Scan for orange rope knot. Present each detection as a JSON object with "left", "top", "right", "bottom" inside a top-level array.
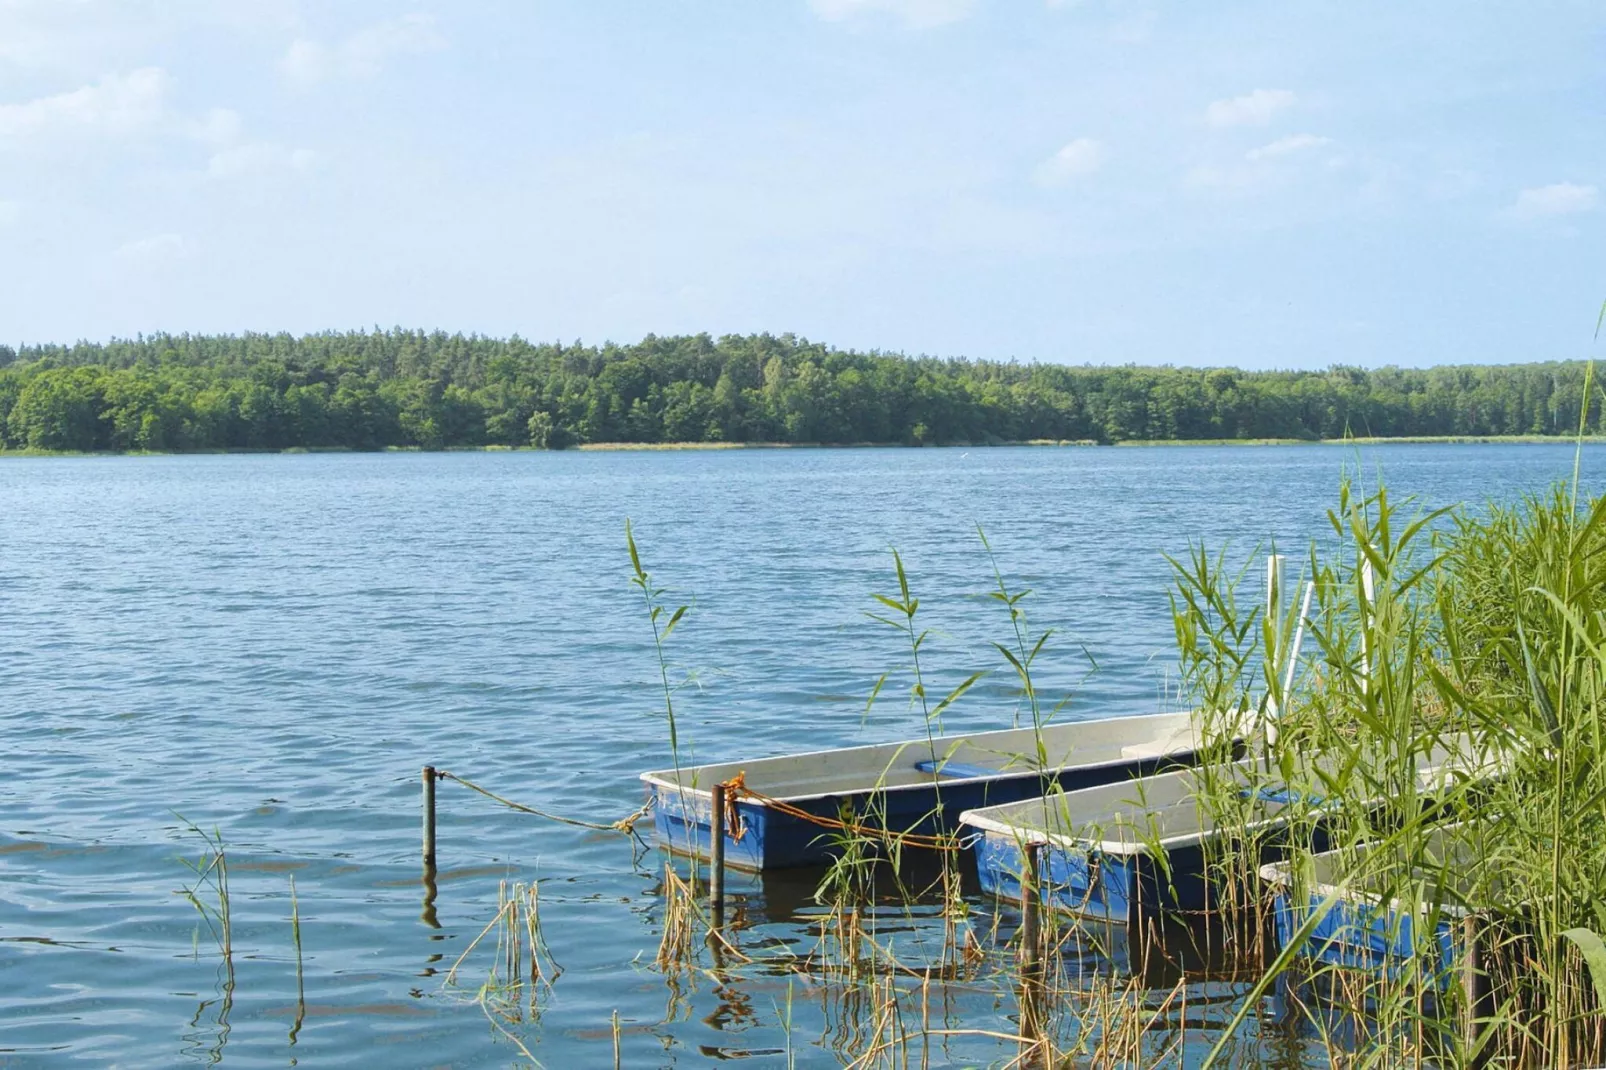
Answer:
[{"left": 718, "top": 772, "right": 748, "bottom": 843}]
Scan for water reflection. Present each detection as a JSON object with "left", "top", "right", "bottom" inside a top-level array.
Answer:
[{"left": 420, "top": 865, "right": 440, "bottom": 928}]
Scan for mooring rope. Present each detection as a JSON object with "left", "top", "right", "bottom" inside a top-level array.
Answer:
[
  {"left": 436, "top": 770, "right": 651, "bottom": 836},
  {"left": 720, "top": 772, "right": 965, "bottom": 853}
]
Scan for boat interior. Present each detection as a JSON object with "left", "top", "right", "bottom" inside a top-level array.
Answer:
[
  {"left": 960, "top": 734, "right": 1507, "bottom": 857},
  {"left": 640, "top": 710, "right": 1235, "bottom": 801}
]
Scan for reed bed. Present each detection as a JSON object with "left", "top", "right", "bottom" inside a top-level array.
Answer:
[
  {"left": 627, "top": 459, "right": 1606, "bottom": 1068},
  {"left": 1161, "top": 472, "right": 1606, "bottom": 1068}
]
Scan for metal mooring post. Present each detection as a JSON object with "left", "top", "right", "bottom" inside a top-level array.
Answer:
[
  {"left": 1019, "top": 842, "right": 1042, "bottom": 971},
  {"left": 1462, "top": 914, "right": 1491, "bottom": 1069},
  {"left": 710, "top": 783, "right": 727, "bottom": 913},
  {"left": 422, "top": 766, "right": 438, "bottom": 872}
]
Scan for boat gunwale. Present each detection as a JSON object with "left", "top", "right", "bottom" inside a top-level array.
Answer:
[
  {"left": 638, "top": 710, "right": 1211, "bottom": 806},
  {"left": 958, "top": 742, "right": 1506, "bottom": 859},
  {"left": 959, "top": 791, "right": 1295, "bottom": 856}
]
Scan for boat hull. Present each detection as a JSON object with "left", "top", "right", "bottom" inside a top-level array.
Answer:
[
  {"left": 648, "top": 750, "right": 1202, "bottom": 872},
  {"left": 961, "top": 760, "right": 1331, "bottom": 926},
  {"left": 972, "top": 830, "right": 1215, "bottom": 925},
  {"left": 1269, "top": 883, "right": 1461, "bottom": 981}
]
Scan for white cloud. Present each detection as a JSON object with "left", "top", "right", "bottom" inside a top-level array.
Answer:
[
  {"left": 1033, "top": 138, "right": 1107, "bottom": 186},
  {"left": 0, "top": 67, "right": 170, "bottom": 140},
  {"left": 0, "top": 0, "right": 113, "bottom": 72},
  {"left": 1512, "top": 182, "right": 1598, "bottom": 220},
  {"left": 191, "top": 106, "right": 244, "bottom": 146},
  {"left": 808, "top": 0, "right": 977, "bottom": 28},
  {"left": 206, "top": 142, "right": 318, "bottom": 181},
  {"left": 1205, "top": 88, "right": 1296, "bottom": 128},
  {"left": 0, "top": 200, "right": 20, "bottom": 226},
  {"left": 1246, "top": 133, "right": 1331, "bottom": 161},
  {"left": 344, "top": 14, "right": 447, "bottom": 75},
  {"left": 281, "top": 13, "right": 447, "bottom": 84},
  {"left": 279, "top": 40, "right": 327, "bottom": 84},
  {"left": 0, "top": 0, "right": 303, "bottom": 73},
  {"left": 0, "top": 69, "right": 249, "bottom": 165},
  {"left": 111, "top": 232, "right": 185, "bottom": 264}
]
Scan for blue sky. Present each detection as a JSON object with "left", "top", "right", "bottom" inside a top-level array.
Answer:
[{"left": 0, "top": 1, "right": 1601, "bottom": 368}]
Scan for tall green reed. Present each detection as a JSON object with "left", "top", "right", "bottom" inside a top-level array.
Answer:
[
  {"left": 175, "top": 818, "right": 235, "bottom": 1065},
  {"left": 176, "top": 818, "right": 234, "bottom": 975},
  {"left": 866, "top": 548, "right": 986, "bottom": 754},
  {"left": 1170, "top": 466, "right": 1606, "bottom": 1068},
  {"left": 627, "top": 520, "right": 693, "bottom": 785},
  {"left": 289, "top": 875, "right": 305, "bottom": 1048}
]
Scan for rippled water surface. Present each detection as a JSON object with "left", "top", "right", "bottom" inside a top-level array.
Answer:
[{"left": 1, "top": 444, "right": 1599, "bottom": 1068}]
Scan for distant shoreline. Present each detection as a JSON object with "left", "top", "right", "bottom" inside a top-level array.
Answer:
[
  {"left": 7, "top": 331, "right": 1600, "bottom": 453},
  {"left": 3, "top": 434, "right": 1606, "bottom": 458}
]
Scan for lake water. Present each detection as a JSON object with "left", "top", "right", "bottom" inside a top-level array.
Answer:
[{"left": 0, "top": 443, "right": 1597, "bottom": 1068}]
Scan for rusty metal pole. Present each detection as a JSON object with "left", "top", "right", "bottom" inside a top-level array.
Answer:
[
  {"left": 422, "top": 766, "right": 438, "bottom": 872},
  {"left": 1462, "top": 914, "right": 1490, "bottom": 1069},
  {"left": 1019, "top": 842, "right": 1041, "bottom": 971},
  {"left": 710, "top": 783, "right": 727, "bottom": 914},
  {"left": 1017, "top": 841, "right": 1046, "bottom": 1068}
]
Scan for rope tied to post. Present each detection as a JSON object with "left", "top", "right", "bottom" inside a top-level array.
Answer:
[
  {"left": 436, "top": 769, "right": 651, "bottom": 837},
  {"left": 723, "top": 775, "right": 965, "bottom": 853},
  {"left": 717, "top": 772, "right": 748, "bottom": 843}
]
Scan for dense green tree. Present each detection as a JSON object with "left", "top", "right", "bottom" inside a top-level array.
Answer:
[
  {"left": 10, "top": 368, "right": 106, "bottom": 450},
  {"left": 0, "top": 329, "right": 1598, "bottom": 452}
]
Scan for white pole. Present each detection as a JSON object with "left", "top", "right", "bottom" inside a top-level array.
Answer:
[
  {"left": 1266, "top": 554, "right": 1285, "bottom": 622},
  {"left": 1360, "top": 559, "right": 1376, "bottom": 696},
  {"left": 1281, "top": 581, "right": 1315, "bottom": 703},
  {"left": 1266, "top": 555, "right": 1285, "bottom": 720}
]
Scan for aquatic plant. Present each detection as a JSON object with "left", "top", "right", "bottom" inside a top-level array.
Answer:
[
  {"left": 627, "top": 520, "right": 694, "bottom": 785},
  {"left": 443, "top": 878, "right": 561, "bottom": 1061},
  {"left": 289, "top": 875, "right": 305, "bottom": 1048},
  {"left": 176, "top": 818, "right": 233, "bottom": 972},
  {"left": 174, "top": 817, "right": 235, "bottom": 1065},
  {"left": 866, "top": 547, "right": 985, "bottom": 748},
  {"left": 1158, "top": 464, "right": 1606, "bottom": 1068}
]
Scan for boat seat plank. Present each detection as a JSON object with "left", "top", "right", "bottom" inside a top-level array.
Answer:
[
  {"left": 915, "top": 759, "right": 998, "bottom": 779},
  {"left": 1241, "top": 785, "right": 1327, "bottom": 806}
]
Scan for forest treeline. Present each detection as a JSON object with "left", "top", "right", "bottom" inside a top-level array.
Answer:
[{"left": 0, "top": 330, "right": 1599, "bottom": 452}]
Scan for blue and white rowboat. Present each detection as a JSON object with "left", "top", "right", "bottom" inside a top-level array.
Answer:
[
  {"left": 1259, "top": 824, "right": 1479, "bottom": 983},
  {"left": 640, "top": 710, "right": 1240, "bottom": 871},
  {"left": 961, "top": 741, "right": 1498, "bottom": 927},
  {"left": 960, "top": 762, "right": 1291, "bottom": 926}
]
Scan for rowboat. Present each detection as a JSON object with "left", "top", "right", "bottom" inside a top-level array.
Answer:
[
  {"left": 960, "top": 739, "right": 1499, "bottom": 927},
  {"left": 640, "top": 710, "right": 1241, "bottom": 871},
  {"left": 1259, "top": 823, "right": 1481, "bottom": 982},
  {"left": 960, "top": 762, "right": 1288, "bottom": 925}
]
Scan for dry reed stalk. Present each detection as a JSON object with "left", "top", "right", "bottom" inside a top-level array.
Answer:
[
  {"left": 655, "top": 862, "right": 698, "bottom": 974},
  {"left": 444, "top": 878, "right": 559, "bottom": 1028}
]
